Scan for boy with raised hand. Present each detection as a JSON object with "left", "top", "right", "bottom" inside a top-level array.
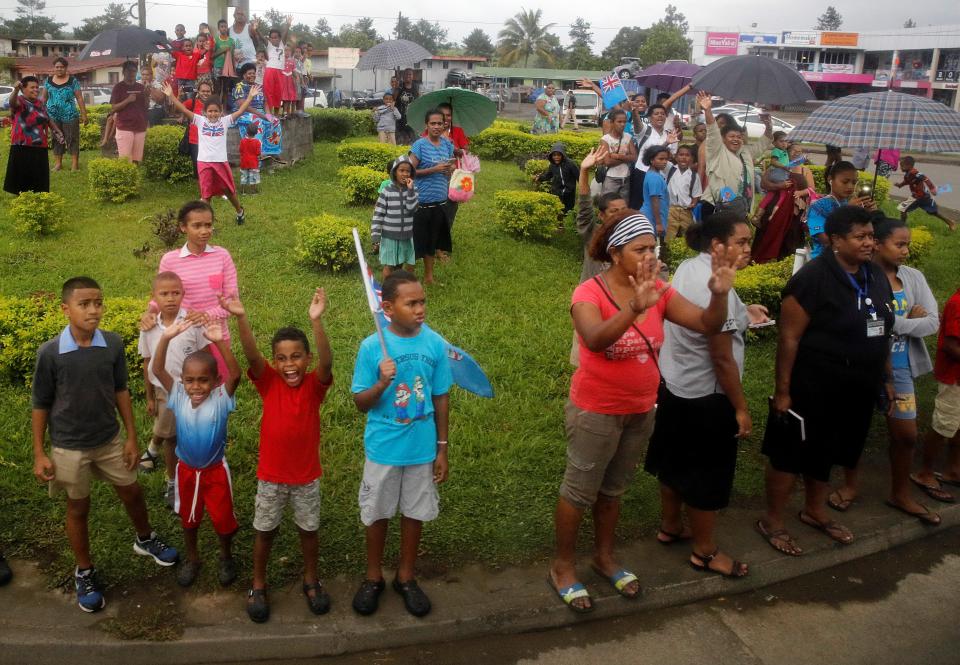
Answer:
[
  {"left": 351, "top": 270, "right": 452, "bottom": 619},
  {"left": 896, "top": 155, "right": 957, "bottom": 231},
  {"left": 32, "top": 277, "right": 178, "bottom": 613},
  {"left": 219, "top": 289, "right": 333, "bottom": 624},
  {"left": 138, "top": 272, "right": 210, "bottom": 511},
  {"left": 152, "top": 316, "right": 241, "bottom": 588}
]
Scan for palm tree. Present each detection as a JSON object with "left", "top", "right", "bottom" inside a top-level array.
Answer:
[{"left": 496, "top": 9, "right": 556, "bottom": 67}]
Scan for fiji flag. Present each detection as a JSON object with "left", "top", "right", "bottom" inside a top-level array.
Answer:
[
  {"left": 599, "top": 71, "right": 629, "bottom": 110},
  {"left": 370, "top": 272, "right": 494, "bottom": 398}
]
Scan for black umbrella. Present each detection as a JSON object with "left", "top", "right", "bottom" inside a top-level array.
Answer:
[
  {"left": 357, "top": 39, "right": 432, "bottom": 71},
  {"left": 77, "top": 26, "right": 172, "bottom": 60},
  {"left": 691, "top": 55, "right": 813, "bottom": 106}
]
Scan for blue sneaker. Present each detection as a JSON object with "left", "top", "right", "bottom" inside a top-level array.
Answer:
[
  {"left": 75, "top": 567, "right": 105, "bottom": 613},
  {"left": 133, "top": 532, "right": 178, "bottom": 566}
]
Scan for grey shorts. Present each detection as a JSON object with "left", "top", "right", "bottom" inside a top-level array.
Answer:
[
  {"left": 358, "top": 459, "right": 439, "bottom": 527},
  {"left": 253, "top": 478, "right": 321, "bottom": 532}
]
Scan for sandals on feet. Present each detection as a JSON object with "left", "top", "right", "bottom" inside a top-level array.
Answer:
[
  {"left": 934, "top": 472, "right": 960, "bottom": 489},
  {"left": 352, "top": 578, "right": 385, "bottom": 616},
  {"left": 798, "top": 511, "right": 854, "bottom": 544},
  {"left": 138, "top": 449, "right": 159, "bottom": 473},
  {"left": 302, "top": 581, "right": 332, "bottom": 615},
  {"left": 755, "top": 519, "right": 803, "bottom": 556},
  {"left": 690, "top": 548, "right": 748, "bottom": 578},
  {"left": 827, "top": 489, "right": 854, "bottom": 512},
  {"left": 909, "top": 474, "right": 955, "bottom": 503},
  {"left": 590, "top": 564, "right": 641, "bottom": 599},
  {"left": 392, "top": 577, "right": 431, "bottom": 618},
  {"left": 547, "top": 574, "right": 594, "bottom": 614},
  {"left": 885, "top": 500, "right": 941, "bottom": 526}
]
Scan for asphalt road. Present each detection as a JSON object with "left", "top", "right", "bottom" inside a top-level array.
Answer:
[{"left": 251, "top": 527, "right": 960, "bottom": 665}]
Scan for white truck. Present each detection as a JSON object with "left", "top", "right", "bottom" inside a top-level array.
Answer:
[{"left": 570, "top": 89, "right": 602, "bottom": 127}]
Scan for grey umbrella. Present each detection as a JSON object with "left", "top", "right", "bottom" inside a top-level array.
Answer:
[
  {"left": 691, "top": 55, "right": 813, "bottom": 106},
  {"left": 357, "top": 39, "right": 432, "bottom": 71},
  {"left": 77, "top": 26, "right": 171, "bottom": 60}
]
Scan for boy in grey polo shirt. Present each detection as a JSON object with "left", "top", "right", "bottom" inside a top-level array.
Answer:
[{"left": 32, "top": 276, "right": 178, "bottom": 613}]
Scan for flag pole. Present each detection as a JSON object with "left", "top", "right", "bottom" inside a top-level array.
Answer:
[{"left": 352, "top": 228, "right": 389, "bottom": 358}]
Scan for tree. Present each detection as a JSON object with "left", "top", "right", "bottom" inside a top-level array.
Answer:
[
  {"left": 661, "top": 4, "right": 689, "bottom": 34},
  {"left": 408, "top": 19, "right": 448, "bottom": 53},
  {"left": 0, "top": 0, "right": 67, "bottom": 39},
  {"left": 637, "top": 23, "right": 690, "bottom": 66},
  {"left": 496, "top": 8, "right": 556, "bottom": 67},
  {"left": 338, "top": 17, "right": 381, "bottom": 50},
  {"left": 462, "top": 28, "right": 494, "bottom": 59},
  {"left": 73, "top": 2, "right": 130, "bottom": 40},
  {"left": 568, "top": 18, "right": 593, "bottom": 49},
  {"left": 600, "top": 26, "right": 648, "bottom": 68},
  {"left": 903, "top": 18, "right": 917, "bottom": 28},
  {"left": 815, "top": 6, "right": 843, "bottom": 30},
  {"left": 393, "top": 12, "right": 412, "bottom": 40},
  {"left": 312, "top": 18, "right": 336, "bottom": 46}
]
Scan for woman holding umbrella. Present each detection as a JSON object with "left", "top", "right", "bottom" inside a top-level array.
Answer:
[
  {"left": 41, "top": 57, "right": 87, "bottom": 172},
  {"left": 4, "top": 76, "right": 63, "bottom": 195}
]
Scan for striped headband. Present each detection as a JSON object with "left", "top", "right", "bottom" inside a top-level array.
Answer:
[{"left": 607, "top": 214, "right": 655, "bottom": 250}]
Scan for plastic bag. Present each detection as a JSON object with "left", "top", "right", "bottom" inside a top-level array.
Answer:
[{"left": 459, "top": 152, "right": 481, "bottom": 173}]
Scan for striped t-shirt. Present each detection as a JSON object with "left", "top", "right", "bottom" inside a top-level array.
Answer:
[
  {"left": 158, "top": 244, "right": 238, "bottom": 337},
  {"left": 410, "top": 136, "right": 454, "bottom": 204}
]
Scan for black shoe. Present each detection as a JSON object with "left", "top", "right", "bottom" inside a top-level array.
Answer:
[
  {"left": 392, "top": 577, "right": 431, "bottom": 617},
  {"left": 177, "top": 560, "right": 201, "bottom": 588},
  {"left": 218, "top": 557, "right": 238, "bottom": 586},
  {"left": 0, "top": 554, "right": 11, "bottom": 586},
  {"left": 236, "top": 208, "right": 246, "bottom": 226},
  {"left": 246, "top": 588, "right": 269, "bottom": 623},
  {"left": 352, "top": 578, "right": 385, "bottom": 616},
  {"left": 302, "top": 581, "right": 331, "bottom": 615}
]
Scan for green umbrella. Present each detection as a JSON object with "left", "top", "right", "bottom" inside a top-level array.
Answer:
[{"left": 406, "top": 87, "right": 497, "bottom": 137}]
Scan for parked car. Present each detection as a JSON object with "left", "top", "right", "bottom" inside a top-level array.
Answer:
[
  {"left": 0, "top": 84, "right": 13, "bottom": 109},
  {"left": 351, "top": 90, "right": 383, "bottom": 110},
  {"left": 572, "top": 89, "right": 602, "bottom": 126},
  {"left": 725, "top": 111, "right": 794, "bottom": 138},
  {"left": 302, "top": 87, "right": 327, "bottom": 109}
]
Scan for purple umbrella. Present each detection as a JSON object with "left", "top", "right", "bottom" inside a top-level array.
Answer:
[{"left": 634, "top": 62, "right": 701, "bottom": 94}]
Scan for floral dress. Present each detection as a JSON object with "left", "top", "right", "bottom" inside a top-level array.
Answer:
[
  {"left": 532, "top": 92, "right": 559, "bottom": 134},
  {"left": 232, "top": 80, "right": 282, "bottom": 158}
]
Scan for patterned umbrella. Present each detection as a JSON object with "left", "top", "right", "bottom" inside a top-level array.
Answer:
[
  {"left": 788, "top": 91, "right": 960, "bottom": 153},
  {"left": 691, "top": 55, "right": 812, "bottom": 106},
  {"left": 77, "top": 26, "right": 171, "bottom": 60},
  {"left": 406, "top": 87, "right": 497, "bottom": 136},
  {"left": 357, "top": 39, "right": 432, "bottom": 71},
  {"left": 634, "top": 62, "right": 701, "bottom": 94}
]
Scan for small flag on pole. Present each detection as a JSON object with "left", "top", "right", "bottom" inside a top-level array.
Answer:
[{"left": 598, "top": 71, "right": 629, "bottom": 110}]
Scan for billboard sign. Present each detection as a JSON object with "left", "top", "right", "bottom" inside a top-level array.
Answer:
[
  {"left": 820, "top": 32, "right": 859, "bottom": 47},
  {"left": 705, "top": 32, "right": 740, "bottom": 55},
  {"left": 328, "top": 47, "right": 360, "bottom": 69},
  {"left": 739, "top": 33, "right": 778, "bottom": 45},
  {"left": 782, "top": 30, "right": 818, "bottom": 46}
]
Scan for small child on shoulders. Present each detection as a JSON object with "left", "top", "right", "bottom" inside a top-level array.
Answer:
[
  {"left": 152, "top": 313, "right": 241, "bottom": 588},
  {"left": 218, "top": 289, "right": 334, "bottom": 624},
  {"left": 372, "top": 156, "right": 418, "bottom": 279},
  {"left": 239, "top": 123, "right": 262, "bottom": 195},
  {"left": 350, "top": 270, "right": 452, "bottom": 619}
]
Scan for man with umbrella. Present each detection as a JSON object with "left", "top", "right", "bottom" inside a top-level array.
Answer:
[{"left": 394, "top": 69, "right": 420, "bottom": 145}]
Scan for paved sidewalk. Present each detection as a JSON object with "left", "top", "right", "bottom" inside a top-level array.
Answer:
[{"left": 2, "top": 457, "right": 958, "bottom": 664}]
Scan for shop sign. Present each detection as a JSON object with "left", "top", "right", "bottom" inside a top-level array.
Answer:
[
  {"left": 739, "top": 34, "right": 778, "bottom": 45},
  {"left": 820, "top": 32, "right": 859, "bottom": 47},
  {"left": 782, "top": 31, "right": 818, "bottom": 46},
  {"left": 705, "top": 32, "right": 739, "bottom": 55}
]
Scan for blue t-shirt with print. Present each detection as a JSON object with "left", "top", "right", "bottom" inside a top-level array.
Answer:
[
  {"left": 43, "top": 76, "right": 80, "bottom": 122},
  {"left": 806, "top": 196, "right": 844, "bottom": 258},
  {"left": 891, "top": 289, "right": 910, "bottom": 370},
  {"left": 410, "top": 136, "right": 454, "bottom": 204},
  {"left": 640, "top": 169, "right": 669, "bottom": 235},
  {"left": 168, "top": 382, "right": 235, "bottom": 469},
  {"left": 351, "top": 326, "right": 453, "bottom": 466}
]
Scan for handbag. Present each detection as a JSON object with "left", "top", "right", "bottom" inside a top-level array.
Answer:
[{"left": 448, "top": 159, "right": 476, "bottom": 202}]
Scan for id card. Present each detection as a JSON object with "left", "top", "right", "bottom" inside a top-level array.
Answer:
[{"left": 866, "top": 319, "right": 885, "bottom": 338}]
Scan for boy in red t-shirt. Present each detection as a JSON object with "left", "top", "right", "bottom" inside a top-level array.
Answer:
[
  {"left": 219, "top": 289, "right": 333, "bottom": 624},
  {"left": 895, "top": 155, "right": 956, "bottom": 230},
  {"left": 238, "top": 123, "right": 262, "bottom": 195},
  {"left": 171, "top": 38, "right": 202, "bottom": 100},
  {"left": 915, "top": 287, "right": 960, "bottom": 500}
]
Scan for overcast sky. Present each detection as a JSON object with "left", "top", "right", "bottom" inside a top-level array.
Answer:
[{"left": 6, "top": 0, "right": 959, "bottom": 50}]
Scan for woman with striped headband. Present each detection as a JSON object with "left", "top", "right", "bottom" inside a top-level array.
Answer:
[{"left": 549, "top": 210, "right": 740, "bottom": 613}]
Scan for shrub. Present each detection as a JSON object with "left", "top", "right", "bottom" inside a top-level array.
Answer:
[
  {"left": 9, "top": 191, "right": 66, "bottom": 235},
  {"left": 734, "top": 257, "right": 793, "bottom": 316},
  {"left": 491, "top": 119, "right": 531, "bottom": 133},
  {"left": 523, "top": 159, "right": 552, "bottom": 192},
  {"left": 88, "top": 157, "right": 141, "bottom": 203},
  {"left": 79, "top": 120, "right": 103, "bottom": 151},
  {"left": 471, "top": 128, "right": 595, "bottom": 163},
  {"left": 0, "top": 294, "right": 145, "bottom": 385},
  {"left": 664, "top": 237, "right": 697, "bottom": 274},
  {"left": 307, "top": 108, "right": 376, "bottom": 141},
  {"left": 807, "top": 165, "right": 891, "bottom": 204},
  {"left": 550, "top": 132, "right": 596, "bottom": 162},
  {"left": 141, "top": 208, "right": 181, "bottom": 248},
  {"left": 907, "top": 225, "right": 933, "bottom": 268},
  {"left": 142, "top": 125, "right": 194, "bottom": 183},
  {"left": 338, "top": 165, "right": 387, "bottom": 205},
  {"left": 493, "top": 190, "right": 564, "bottom": 240},
  {"left": 336, "top": 141, "right": 406, "bottom": 171},
  {"left": 295, "top": 213, "right": 369, "bottom": 272}
]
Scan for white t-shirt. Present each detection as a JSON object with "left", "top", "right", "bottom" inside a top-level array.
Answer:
[
  {"left": 265, "top": 41, "right": 284, "bottom": 70},
  {"left": 193, "top": 114, "right": 235, "bottom": 163},
  {"left": 667, "top": 166, "right": 703, "bottom": 208},
  {"left": 230, "top": 23, "right": 257, "bottom": 64},
  {"left": 634, "top": 125, "right": 677, "bottom": 172},
  {"left": 601, "top": 132, "right": 633, "bottom": 179},
  {"left": 660, "top": 253, "right": 749, "bottom": 399},
  {"left": 137, "top": 309, "right": 209, "bottom": 390}
]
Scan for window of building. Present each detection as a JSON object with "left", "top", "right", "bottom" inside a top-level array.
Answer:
[
  {"left": 425, "top": 60, "right": 432, "bottom": 69},
  {"left": 820, "top": 50, "right": 853, "bottom": 65},
  {"left": 42, "top": 46, "right": 49, "bottom": 56},
  {"left": 779, "top": 49, "right": 815, "bottom": 71},
  {"left": 108, "top": 71, "right": 119, "bottom": 84},
  {"left": 467, "top": 62, "right": 474, "bottom": 70},
  {"left": 442, "top": 61, "right": 448, "bottom": 69}
]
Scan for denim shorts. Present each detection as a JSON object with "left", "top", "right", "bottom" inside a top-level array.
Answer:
[{"left": 891, "top": 365, "right": 917, "bottom": 421}]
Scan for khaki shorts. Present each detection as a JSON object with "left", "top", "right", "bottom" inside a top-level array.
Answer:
[
  {"left": 378, "top": 130, "right": 396, "bottom": 145},
  {"left": 358, "top": 459, "right": 438, "bottom": 527},
  {"left": 153, "top": 387, "right": 176, "bottom": 439},
  {"left": 559, "top": 401, "right": 655, "bottom": 508},
  {"left": 49, "top": 431, "right": 138, "bottom": 499},
  {"left": 932, "top": 382, "right": 960, "bottom": 438},
  {"left": 253, "top": 478, "right": 321, "bottom": 532},
  {"left": 666, "top": 207, "right": 694, "bottom": 241}
]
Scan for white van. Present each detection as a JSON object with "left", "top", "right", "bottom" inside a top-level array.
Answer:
[{"left": 571, "top": 89, "right": 602, "bottom": 126}]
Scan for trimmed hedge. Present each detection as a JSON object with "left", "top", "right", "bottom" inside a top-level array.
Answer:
[
  {"left": 493, "top": 190, "right": 565, "bottom": 240},
  {"left": 470, "top": 128, "right": 595, "bottom": 163},
  {"left": 0, "top": 295, "right": 144, "bottom": 384},
  {"left": 491, "top": 119, "right": 531, "bottom": 133},
  {"left": 907, "top": 225, "right": 933, "bottom": 268},
  {"left": 523, "top": 159, "right": 552, "bottom": 192},
  {"left": 807, "top": 165, "right": 891, "bottom": 204},
  {"left": 307, "top": 108, "right": 376, "bottom": 141},
  {"left": 79, "top": 120, "right": 103, "bottom": 151},
  {"left": 336, "top": 141, "right": 407, "bottom": 171},
  {"left": 142, "top": 125, "right": 194, "bottom": 183},
  {"left": 9, "top": 191, "right": 66, "bottom": 236},
  {"left": 88, "top": 157, "right": 141, "bottom": 203},
  {"left": 338, "top": 165, "right": 387, "bottom": 205},
  {"left": 734, "top": 257, "right": 794, "bottom": 316},
  {"left": 295, "top": 213, "right": 370, "bottom": 272}
]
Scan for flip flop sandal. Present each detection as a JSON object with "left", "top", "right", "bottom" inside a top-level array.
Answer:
[
  {"left": 798, "top": 511, "right": 854, "bottom": 545},
  {"left": 690, "top": 548, "right": 749, "bottom": 578},
  {"left": 909, "top": 474, "right": 956, "bottom": 503},
  {"left": 547, "top": 575, "right": 594, "bottom": 614},
  {"left": 590, "top": 565, "right": 641, "bottom": 599},
  {"left": 392, "top": 577, "right": 431, "bottom": 618},
  {"left": 827, "top": 490, "right": 854, "bottom": 512},
  {"left": 302, "top": 581, "right": 332, "bottom": 615},
  {"left": 656, "top": 528, "right": 693, "bottom": 545},
  {"left": 934, "top": 472, "right": 960, "bottom": 488},
  {"left": 755, "top": 519, "right": 803, "bottom": 556},
  {"left": 137, "top": 449, "right": 158, "bottom": 473},
  {"left": 885, "top": 500, "right": 942, "bottom": 526}
]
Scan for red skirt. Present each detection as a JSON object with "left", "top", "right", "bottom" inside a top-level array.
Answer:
[
  {"left": 281, "top": 73, "right": 297, "bottom": 102},
  {"left": 197, "top": 161, "right": 236, "bottom": 198},
  {"left": 262, "top": 67, "right": 283, "bottom": 109}
]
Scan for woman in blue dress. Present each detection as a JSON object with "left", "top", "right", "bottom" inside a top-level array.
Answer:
[{"left": 232, "top": 62, "right": 282, "bottom": 160}]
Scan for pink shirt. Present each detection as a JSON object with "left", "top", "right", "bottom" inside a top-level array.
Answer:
[
  {"left": 569, "top": 277, "right": 675, "bottom": 415},
  {"left": 158, "top": 243, "right": 238, "bottom": 337}
]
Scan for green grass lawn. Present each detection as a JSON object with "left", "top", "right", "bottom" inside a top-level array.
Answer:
[{"left": 0, "top": 139, "right": 957, "bottom": 594}]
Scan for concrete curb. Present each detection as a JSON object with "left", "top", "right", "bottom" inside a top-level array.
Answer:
[{"left": 3, "top": 498, "right": 957, "bottom": 664}]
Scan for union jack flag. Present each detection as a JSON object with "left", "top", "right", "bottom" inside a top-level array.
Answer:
[
  {"left": 600, "top": 73, "right": 622, "bottom": 93},
  {"left": 202, "top": 123, "right": 225, "bottom": 138},
  {"left": 598, "top": 71, "right": 628, "bottom": 110}
]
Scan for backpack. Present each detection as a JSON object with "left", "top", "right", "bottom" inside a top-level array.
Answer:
[{"left": 666, "top": 165, "right": 697, "bottom": 199}]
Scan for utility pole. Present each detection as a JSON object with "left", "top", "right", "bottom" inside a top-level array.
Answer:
[{"left": 137, "top": 0, "right": 146, "bottom": 28}]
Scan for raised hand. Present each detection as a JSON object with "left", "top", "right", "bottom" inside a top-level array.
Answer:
[
  {"left": 162, "top": 81, "right": 174, "bottom": 97},
  {"left": 580, "top": 144, "right": 608, "bottom": 171},
  {"left": 627, "top": 252, "right": 668, "bottom": 313},
  {"left": 308, "top": 287, "right": 327, "bottom": 320},
  {"left": 218, "top": 294, "right": 246, "bottom": 317},
  {"left": 696, "top": 91, "right": 712, "bottom": 110},
  {"left": 161, "top": 318, "right": 195, "bottom": 340},
  {"left": 707, "top": 242, "right": 740, "bottom": 295},
  {"left": 247, "top": 84, "right": 261, "bottom": 99},
  {"left": 203, "top": 320, "right": 225, "bottom": 343}
]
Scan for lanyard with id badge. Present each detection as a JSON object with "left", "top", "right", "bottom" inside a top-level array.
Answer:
[{"left": 846, "top": 266, "right": 885, "bottom": 338}]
